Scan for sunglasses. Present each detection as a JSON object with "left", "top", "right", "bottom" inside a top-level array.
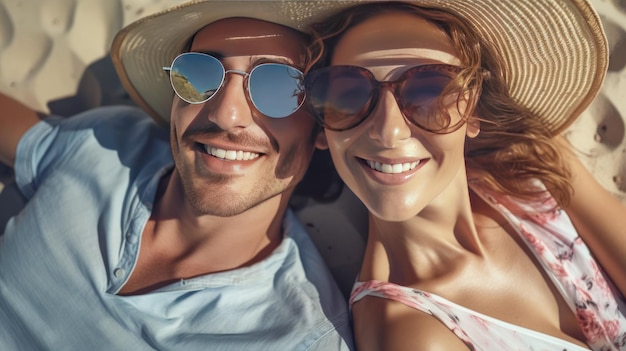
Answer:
[
  {"left": 305, "top": 64, "right": 469, "bottom": 133},
  {"left": 163, "top": 52, "right": 305, "bottom": 118}
]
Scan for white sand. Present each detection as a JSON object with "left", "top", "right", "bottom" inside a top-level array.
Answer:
[{"left": 0, "top": 0, "right": 624, "bottom": 295}]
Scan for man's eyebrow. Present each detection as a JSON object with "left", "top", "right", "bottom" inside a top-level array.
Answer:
[
  {"left": 250, "top": 55, "right": 296, "bottom": 67},
  {"left": 186, "top": 51, "right": 299, "bottom": 68}
]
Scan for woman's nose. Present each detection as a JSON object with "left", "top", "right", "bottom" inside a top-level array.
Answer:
[{"left": 367, "top": 89, "right": 412, "bottom": 148}]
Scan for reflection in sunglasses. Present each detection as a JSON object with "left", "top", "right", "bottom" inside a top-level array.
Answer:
[
  {"left": 164, "top": 52, "right": 305, "bottom": 118},
  {"left": 171, "top": 72, "right": 206, "bottom": 102}
]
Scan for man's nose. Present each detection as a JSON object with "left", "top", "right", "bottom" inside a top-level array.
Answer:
[{"left": 206, "top": 71, "right": 254, "bottom": 130}]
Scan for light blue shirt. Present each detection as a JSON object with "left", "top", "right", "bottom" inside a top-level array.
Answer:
[{"left": 0, "top": 106, "right": 353, "bottom": 350}]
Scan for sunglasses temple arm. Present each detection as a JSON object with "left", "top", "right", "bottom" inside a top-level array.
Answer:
[{"left": 162, "top": 67, "right": 171, "bottom": 72}]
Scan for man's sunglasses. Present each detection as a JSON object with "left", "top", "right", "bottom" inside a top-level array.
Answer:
[
  {"left": 304, "top": 64, "right": 470, "bottom": 133},
  {"left": 163, "top": 52, "right": 305, "bottom": 118}
]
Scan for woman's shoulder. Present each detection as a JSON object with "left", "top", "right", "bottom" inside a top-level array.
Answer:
[{"left": 352, "top": 294, "right": 470, "bottom": 351}]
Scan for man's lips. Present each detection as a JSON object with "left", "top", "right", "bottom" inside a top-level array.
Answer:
[{"left": 200, "top": 143, "right": 261, "bottom": 161}]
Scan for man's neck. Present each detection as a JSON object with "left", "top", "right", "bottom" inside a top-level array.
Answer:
[
  {"left": 156, "top": 169, "right": 289, "bottom": 263},
  {"left": 118, "top": 170, "right": 289, "bottom": 295}
]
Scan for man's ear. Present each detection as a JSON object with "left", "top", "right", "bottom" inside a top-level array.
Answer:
[
  {"left": 466, "top": 117, "right": 480, "bottom": 138},
  {"left": 315, "top": 130, "right": 329, "bottom": 149}
]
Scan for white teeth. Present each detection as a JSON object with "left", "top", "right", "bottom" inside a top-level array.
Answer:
[
  {"left": 204, "top": 145, "right": 260, "bottom": 161},
  {"left": 366, "top": 160, "right": 420, "bottom": 174}
]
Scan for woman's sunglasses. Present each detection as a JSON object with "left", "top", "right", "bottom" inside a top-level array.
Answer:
[
  {"left": 304, "top": 64, "right": 469, "bottom": 133},
  {"left": 163, "top": 52, "right": 305, "bottom": 118}
]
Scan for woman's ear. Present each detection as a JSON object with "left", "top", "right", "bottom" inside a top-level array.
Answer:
[
  {"left": 315, "top": 130, "right": 329, "bottom": 150},
  {"left": 466, "top": 117, "right": 480, "bottom": 138}
]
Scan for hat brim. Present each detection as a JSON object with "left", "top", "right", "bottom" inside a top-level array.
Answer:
[{"left": 111, "top": 0, "right": 607, "bottom": 134}]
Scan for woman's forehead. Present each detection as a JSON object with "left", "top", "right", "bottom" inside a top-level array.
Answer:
[
  {"left": 345, "top": 48, "right": 461, "bottom": 66},
  {"left": 332, "top": 12, "right": 458, "bottom": 66}
]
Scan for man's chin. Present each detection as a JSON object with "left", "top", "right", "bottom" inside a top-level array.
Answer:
[{"left": 187, "top": 195, "right": 250, "bottom": 217}]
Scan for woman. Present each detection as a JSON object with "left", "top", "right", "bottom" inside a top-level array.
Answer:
[{"left": 304, "top": 1, "right": 626, "bottom": 350}]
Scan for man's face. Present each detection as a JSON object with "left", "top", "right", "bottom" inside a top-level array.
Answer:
[{"left": 169, "top": 18, "right": 317, "bottom": 217}]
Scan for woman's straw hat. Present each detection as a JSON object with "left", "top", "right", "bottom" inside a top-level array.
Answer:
[{"left": 111, "top": 0, "right": 607, "bottom": 134}]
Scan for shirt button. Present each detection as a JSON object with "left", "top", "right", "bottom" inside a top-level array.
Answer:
[{"left": 114, "top": 268, "right": 125, "bottom": 278}]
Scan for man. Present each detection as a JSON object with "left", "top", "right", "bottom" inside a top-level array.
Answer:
[{"left": 0, "top": 1, "right": 354, "bottom": 349}]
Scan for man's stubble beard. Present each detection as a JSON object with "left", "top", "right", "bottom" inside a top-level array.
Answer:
[{"left": 181, "top": 170, "right": 292, "bottom": 217}]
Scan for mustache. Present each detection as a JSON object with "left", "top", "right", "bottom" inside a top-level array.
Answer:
[{"left": 181, "top": 123, "right": 278, "bottom": 152}]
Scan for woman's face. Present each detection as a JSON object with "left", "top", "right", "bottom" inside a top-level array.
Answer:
[{"left": 318, "top": 12, "right": 479, "bottom": 221}]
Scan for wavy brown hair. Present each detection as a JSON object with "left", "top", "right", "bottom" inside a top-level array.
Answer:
[{"left": 306, "top": 1, "right": 572, "bottom": 206}]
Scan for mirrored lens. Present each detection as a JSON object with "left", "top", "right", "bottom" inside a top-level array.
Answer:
[
  {"left": 306, "top": 67, "right": 373, "bottom": 130},
  {"left": 249, "top": 64, "right": 304, "bottom": 118},
  {"left": 169, "top": 53, "right": 224, "bottom": 103}
]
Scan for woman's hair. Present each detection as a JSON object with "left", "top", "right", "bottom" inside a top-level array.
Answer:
[{"left": 306, "top": 1, "right": 572, "bottom": 206}]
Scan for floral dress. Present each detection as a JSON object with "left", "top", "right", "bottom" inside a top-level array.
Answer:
[{"left": 350, "top": 182, "right": 626, "bottom": 351}]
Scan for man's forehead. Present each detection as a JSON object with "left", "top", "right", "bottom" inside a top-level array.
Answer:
[
  {"left": 222, "top": 33, "right": 285, "bottom": 41},
  {"left": 190, "top": 17, "right": 306, "bottom": 63},
  {"left": 191, "top": 18, "right": 304, "bottom": 48}
]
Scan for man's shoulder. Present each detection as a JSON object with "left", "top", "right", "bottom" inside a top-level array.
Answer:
[
  {"left": 45, "top": 105, "right": 170, "bottom": 160},
  {"left": 14, "top": 105, "right": 170, "bottom": 198},
  {"left": 25, "top": 105, "right": 165, "bottom": 150},
  {"left": 60, "top": 105, "right": 162, "bottom": 134}
]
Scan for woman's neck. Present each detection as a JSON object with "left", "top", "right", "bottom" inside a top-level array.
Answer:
[{"left": 360, "top": 170, "right": 484, "bottom": 286}]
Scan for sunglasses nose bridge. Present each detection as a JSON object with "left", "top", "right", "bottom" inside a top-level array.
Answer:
[
  {"left": 378, "top": 80, "right": 401, "bottom": 103},
  {"left": 375, "top": 81, "right": 406, "bottom": 118},
  {"left": 220, "top": 69, "right": 249, "bottom": 92},
  {"left": 224, "top": 69, "right": 249, "bottom": 79},
  {"left": 366, "top": 81, "right": 412, "bottom": 147}
]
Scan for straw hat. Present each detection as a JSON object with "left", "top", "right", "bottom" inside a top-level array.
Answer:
[{"left": 111, "top": 0, "right": 608, "bottom": 134}]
